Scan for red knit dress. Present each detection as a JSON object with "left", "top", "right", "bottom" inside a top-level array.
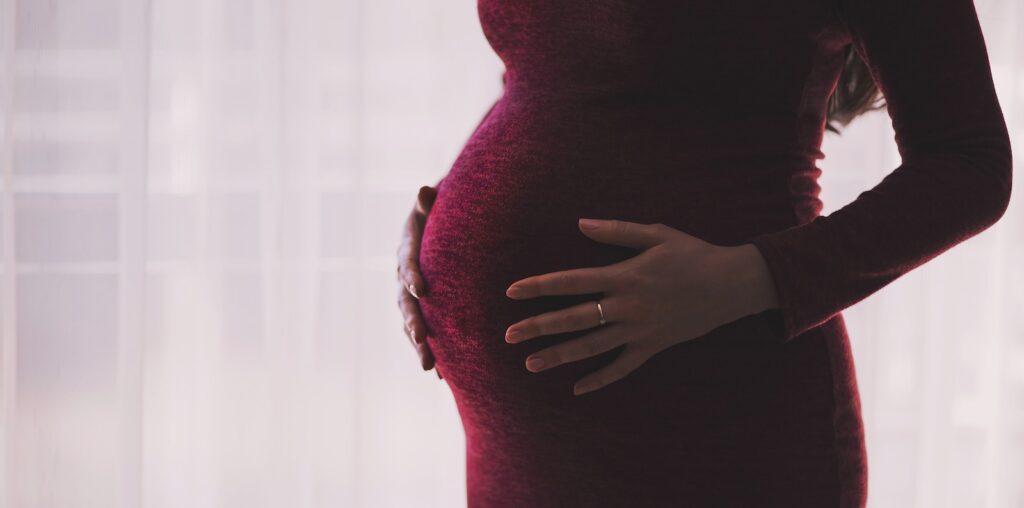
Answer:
[{"left": 417, "top": 0, "right": 1012, "bottom": 506}]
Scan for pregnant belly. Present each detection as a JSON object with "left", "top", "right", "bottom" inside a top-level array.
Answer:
[
  {"left": 418, "top": 182, "right": 840, "bottom": 501},
  {"left": 413, "top": 105, "right": 841, "bottom": 490},
  {"left": 417, "top": 143, "right": 800, "bottom": 405},
  {"left": 417, "top": 94, "right": 814, "bottom": 402},
  {"left": 417, "top": 181, "right": 833, "bottom": 451}
]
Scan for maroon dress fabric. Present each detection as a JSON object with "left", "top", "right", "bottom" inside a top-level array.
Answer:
[{"left": 417, "top": 0, "right": 1012, "bottom": 506}]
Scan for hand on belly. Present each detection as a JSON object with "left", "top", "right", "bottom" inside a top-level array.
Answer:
[{"left": 502, "top": 217, "right": 779, "bottom": 396}]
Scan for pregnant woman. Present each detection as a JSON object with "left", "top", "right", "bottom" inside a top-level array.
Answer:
[{"left": 395, "top": 0, "right": 1012, "bottom": 506}]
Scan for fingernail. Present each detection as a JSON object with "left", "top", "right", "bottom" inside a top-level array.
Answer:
[
  {"left": 579, "top": 218, "right": 600, "bottom": 230},
  {"left": 506, "top": 285, "right": 523, "bottom": 298},
  {"left": 526, "top": 357, "right": 545, "bottom": 371},
  {"left": 411, "top": 329, "right": 419, "bottom": 343},
  {"left": 408, "top": 283, "right": 419, "bottom": 299},
  {"left": 573, "top": 383, "right": 592, "bottom": 396},
  {"left": 505, "top": 328, "right": 521, "bottom": 343}
]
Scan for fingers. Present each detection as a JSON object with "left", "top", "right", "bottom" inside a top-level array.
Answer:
[
  {"left": 397, "top": 284, "right": 427, "bottom": 345},
  {"left": 522, "top": 323, "right": 629, "bottom": 373},
  {"left": 397, "top": 282, "right": 437, "bottom": 372},
  {"left": 397, "top": 259, "right": 425, "bottom": 300},
  {"left": 397, "top": 213, "right": 428, "bottom": 299},
  {"left": 572, "top": 344, "right": 655, "bottom": 396},
  {"left": 396, "top": 184, "right": 442, "bottom": 378},
  {"left": 577, "top": 218, "right": 669, "bottom": 250},
  {"left": 505, "top": 296, "right": 626, "bottom": 343},
  {"left": 418, "top": 340, "right": 437, "bottom": 372},
  {"left": 416, "top": 185, "right": 438, "bottom": 215},
  {"left": 506, "top": 266, "right": 615, "bottom": 299}
]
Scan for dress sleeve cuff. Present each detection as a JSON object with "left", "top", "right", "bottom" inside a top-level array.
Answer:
[{"left": 747, "top": 224, "right": 832, "bottom": 343}]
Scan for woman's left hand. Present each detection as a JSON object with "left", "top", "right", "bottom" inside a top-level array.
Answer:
[{"left": 504, "top": 218, "right": 778, "bottom": 396}]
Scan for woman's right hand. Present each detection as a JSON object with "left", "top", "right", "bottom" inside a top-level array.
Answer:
[{"left": 396, "top": 185, "right": 443, "bottom": 379}]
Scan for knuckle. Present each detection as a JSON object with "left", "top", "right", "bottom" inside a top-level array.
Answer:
[
  {"left": 543, "top": 315, "right": 562, "bottom": 334},
  {"left": 555, "top": 271, "right": 574, "bottom": 291},
  {"left": 632, "top": 302, "right": 652, "bottom": 323},
  {"left": 602, "top": 294, "right": 626, "bottom": 319},
  {"left": 610, "top": 297, "right": 632, "bottom": 319},
  {"left": 545, "top": 353, "right": 560, "bottom": 368},
  {"left": 546, "top": 348, "right": 562, "bottom": 363},
  {"left": 532, "top": 316, "right": 548, "bottom": 333},
  {"left": 560, "top": 312, "right": 576, "bottom": 330},
  {"left": 617, "top": 269, "right": 642, "bottom": 289},
  {"left": 531, "top": 319, "right": 548, "bottom": 336},
  {"left": 556, "top": 346, "right": 577, "bottom": 364}
]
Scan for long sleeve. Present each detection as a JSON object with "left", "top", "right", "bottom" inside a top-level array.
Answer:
[{"left": 748, "top": 0, "right": 1013, "bottom": 342}]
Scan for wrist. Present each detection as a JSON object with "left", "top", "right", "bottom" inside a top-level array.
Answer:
[{"left": 723, "top": 243, "right": 780, "bottom": 317}]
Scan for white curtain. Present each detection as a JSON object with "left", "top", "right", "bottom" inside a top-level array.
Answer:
[{"left": 0, "top": 0, "right": 1020, "bottom": 507}]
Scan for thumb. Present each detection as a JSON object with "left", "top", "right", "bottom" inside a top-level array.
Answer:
[
  {"left": 416, "top": 185, "right": 438, "bottom": 215},
  {"left": 577, "top": 218, "right": 667, "bottom": 250}
]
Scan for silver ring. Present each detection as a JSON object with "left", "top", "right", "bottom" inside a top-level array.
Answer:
[{"left": 596, "top": 300, "right": 606, "bottom": 325}]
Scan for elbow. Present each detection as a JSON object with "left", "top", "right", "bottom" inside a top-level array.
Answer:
[
  {"left": 979, "top": 141, "right": 1013, "bottom": 229},
  {"left": 990, "top": 171, "right": 1011, "bottom": 226}
]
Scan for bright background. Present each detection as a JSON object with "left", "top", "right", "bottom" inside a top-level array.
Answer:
[{"left": 0, "top": 0, "right": 1021, "bottom": 507}]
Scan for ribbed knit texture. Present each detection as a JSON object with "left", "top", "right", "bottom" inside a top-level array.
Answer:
[{"left": 416, "top": 0, "right": 1011, "bottom": 506}]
